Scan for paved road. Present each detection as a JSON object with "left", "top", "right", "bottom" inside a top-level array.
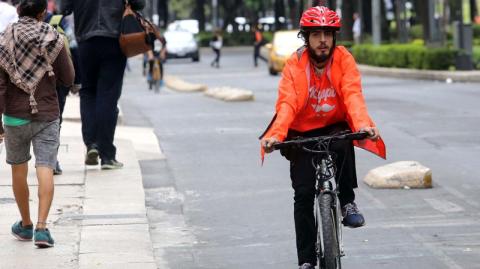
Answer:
[{"left": 121, "top": 47, "right": 480, "bottom": 269}]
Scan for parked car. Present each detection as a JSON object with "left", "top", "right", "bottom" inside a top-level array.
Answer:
[
  {"left": 167, "top": 19, "right": 199, "bottom": 34},
  {"left": 164, "top": 30, "right": 200, "bottom": 62},
  {"left": 263, "top": 30, "right": 304, "bottom": 75}
]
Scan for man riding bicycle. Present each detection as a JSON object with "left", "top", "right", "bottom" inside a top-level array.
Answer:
[{"left": 259, "top": 6, "right": 386, "bottom": 269}]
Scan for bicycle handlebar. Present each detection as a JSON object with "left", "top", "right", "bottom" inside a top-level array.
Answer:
[{"left": 272, "top": 131, "right": 369, "bottom": 150}]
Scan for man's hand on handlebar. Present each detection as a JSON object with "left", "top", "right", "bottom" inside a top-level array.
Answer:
[
  {"left": 360, "top": 126, "right": 380, "bottom": 141},
  {"left": 261, "top": 137, "right": 280, "bottom": 153}
]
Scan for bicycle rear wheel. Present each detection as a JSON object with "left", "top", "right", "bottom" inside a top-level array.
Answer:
[{"left": 318, "top": 193, "right": 341, "bottom": 269}]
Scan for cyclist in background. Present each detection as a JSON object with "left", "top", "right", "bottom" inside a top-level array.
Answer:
[
  {"left": 259, "top": 6, "right": 386, "bottom": 269},
  {"left": 146, "top": 35, "right": 166, "bottom": 92}
]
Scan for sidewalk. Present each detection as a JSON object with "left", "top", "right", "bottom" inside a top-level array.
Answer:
[
  {"left": 0, "top": 95, "right": 163, "bottom": 268},
  {"left": 358, "top": 64, "right": 480, "bottom": 83}
]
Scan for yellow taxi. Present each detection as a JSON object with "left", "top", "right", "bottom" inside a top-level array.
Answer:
[{"left": 263, "top": 30, "right": 304, "bottom": 75}]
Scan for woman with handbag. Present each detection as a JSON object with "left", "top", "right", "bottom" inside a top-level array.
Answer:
[{"left": 61, "top": 0, "right": 145, "bottom": 169}]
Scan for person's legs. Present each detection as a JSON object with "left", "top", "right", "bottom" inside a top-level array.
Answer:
[
  {"left": 11, "top": 163, "right": 32, "bottom": 226},
  {"left": 159, "top": 60, "right": 164, "bottom": 81},
  {"left": 78, "top": 38, "right": 100, "bottom": 150},
  {"left": 4, "top": 124, "right": 33, "bottom": 227},
  {"left": 35, "top": 166, "right": 54, "bottom": 229},
  {"left": 331, "top": 138, "right": 357, "bottom": 206},
  {"left": 215, "top": 49, "right": 221, "bottom": 67},
  {"left": 54, "top": 85, "right": 70, "bottom": 174},
  {"left": 95, "top": 37, "right": 126, "bottom": 162},
  {"left": 291, "top": 152, "right": 317, "bottom": 266},
  {"left": 30, "top": 119, "right": 59, "bottom": 247},
  {"left": 70, "top": 47, "right": 82, "bottom": 87}
]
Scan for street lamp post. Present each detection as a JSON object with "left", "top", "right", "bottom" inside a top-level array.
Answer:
[{"left": 372, "top": 0, "right": 381, "bottom": 45}]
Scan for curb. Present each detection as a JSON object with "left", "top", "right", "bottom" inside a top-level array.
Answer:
[
  {"left": 165, "top": 75, "right": 207, "bottom": 92},
  {"left": 358, "top": 64, "right": 480, "bottom": 83},
  {"left": 204, "top": 87, "right": 255, "bottom": 102}
]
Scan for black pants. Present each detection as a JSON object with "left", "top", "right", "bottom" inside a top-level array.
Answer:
[
  {"left": 289, "top": 122, "right": 358, "bottom": 265},
  {"left": 211, "top": 48, "right": 220, "bottom": 66},
  {"left": 56, "top": 85, "right": 69, "bottom": 125},
  {"left": 78, "top": 37, "right": 126, "bottom": 161},
  {"left": 70, "top": 47, "right": 82, "bottom": 85},
  {"left": 254, "top": 44, "right": 267, "bottom": 66}
]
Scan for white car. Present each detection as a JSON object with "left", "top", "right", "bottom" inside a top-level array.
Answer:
[
  {"left": 164, "top": 30, "right": 200, "bottom": 62},
  {"left": 167, "top": 20, "right": 199, "bottom": 34}
]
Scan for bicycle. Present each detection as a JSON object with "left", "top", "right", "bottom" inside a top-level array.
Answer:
[
  {"left": 147, "top": 55, "right": 163, "bottom": 93},
  {"left": 273, "top": 130, "right": 369, "bottom": 269}
]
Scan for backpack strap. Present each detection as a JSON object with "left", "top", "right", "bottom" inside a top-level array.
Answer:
[{"left": 48, "top": 14, "right": 64, "bottom": 34}]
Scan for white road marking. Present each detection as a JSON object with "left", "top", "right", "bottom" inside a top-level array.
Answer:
[{"left": 424, "top": 198, "right": 464, "bottom": 213}]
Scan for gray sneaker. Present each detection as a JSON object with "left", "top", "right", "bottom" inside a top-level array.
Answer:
[
  {"left": 299, "top": 263, "right": 314, "bottom": 269},
  {"left": 101, "top": 159, "right": 124, "bottom": 170},
  {"left": 85, "top": 147, "right": 99, "bottom": 165}
]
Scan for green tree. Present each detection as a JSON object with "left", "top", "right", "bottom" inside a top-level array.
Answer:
[{"left": 170, "top": 0, "right": 194, "bottom": 20}]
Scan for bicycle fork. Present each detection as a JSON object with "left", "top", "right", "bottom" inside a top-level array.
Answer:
[{"left": 316, "top": 159, "right": 346, "bottom": 260}]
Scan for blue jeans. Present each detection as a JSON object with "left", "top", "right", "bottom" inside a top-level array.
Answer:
[{"left": 78, "top": 37, "right": 126, "bottom": 161}]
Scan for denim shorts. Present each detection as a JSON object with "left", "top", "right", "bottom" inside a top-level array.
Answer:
[{"left": 4, "top": 119, "right": 60, "bottom": 169}]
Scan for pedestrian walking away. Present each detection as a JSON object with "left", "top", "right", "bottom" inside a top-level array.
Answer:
[
  {"left": 259, "top": 6, "right": 386, "bottom": 269},
  {"left": 61, "top": 0, "right": 145, "bottom": 170},
  {"left": 0, "top": 0, "right": 75, "bottom": 248},
  {"left": 210, "top": 29, "right": 223, "bottom": 68},
  {"left": 352, "top": 12, "right": 361, "bottom": 45},
  {"left": 253, "top": 24, "right": 268, "bottom": 67}
]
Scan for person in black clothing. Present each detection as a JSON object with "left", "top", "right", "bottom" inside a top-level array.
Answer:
[
  {"left": 61, "top": 0, "right": 145, "bottom": 170},
  {"left": 253, "top": 24, "right": 268, "bottom": 67},
  {"left": 210, "top": 30, "right": 223, "bottom": 68}
]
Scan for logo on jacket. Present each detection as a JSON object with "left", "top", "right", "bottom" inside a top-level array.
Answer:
[{"left": 309, "top": 86, "right": 336, "bottom": 115}]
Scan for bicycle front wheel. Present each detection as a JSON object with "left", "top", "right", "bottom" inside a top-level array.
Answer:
[{"left": 318, "top": 193, "right": 341, "bottom": 269}]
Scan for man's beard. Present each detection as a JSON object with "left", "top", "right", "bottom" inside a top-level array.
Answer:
[{"left": 307, "top": 45, "right": 333, "bottom": 65}]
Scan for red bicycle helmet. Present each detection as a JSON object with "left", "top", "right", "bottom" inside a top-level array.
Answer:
[{"left": 300, "top": 6, "right": 341, "bottom": 30}]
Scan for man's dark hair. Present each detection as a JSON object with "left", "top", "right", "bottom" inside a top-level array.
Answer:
[
  {"left": 18, "top": 0, "right": 47, "bottom": 17},
  {"left": 298, "top": 27, "right": 338, "bottom": 46}
]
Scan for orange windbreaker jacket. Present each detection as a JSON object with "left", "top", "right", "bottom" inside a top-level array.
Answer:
[{"left": 260, "top": 46, "right": 386, "bottom": 160}]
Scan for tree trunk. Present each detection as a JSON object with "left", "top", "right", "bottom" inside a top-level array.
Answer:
[
  {"left": 471, "top": 0, "right": 478, "bottom": 21},
  {"left": 341, "top": 0, "right": 354, "bottom": 41},
  {"left": 195, "top": 0, "right": 206, "bottom": 31},
  {"left": 157, "top": 0, "right": 168, "bottom": 28},
  {"left": 274, "top": 0, "right": 286, "bottom": 31},
  {"left": 221, "top": 0, "right": 242, "bottom": 31},
  {"left": 299, "top": 0, "right": 305, "bottom": 19},
  {"left": 288, "top": 0, "right": 298, "bottom": 28}
]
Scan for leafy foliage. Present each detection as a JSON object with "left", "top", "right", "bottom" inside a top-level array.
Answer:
[{"left": 351, "top": 44, "right": 458, "bottom": 70}]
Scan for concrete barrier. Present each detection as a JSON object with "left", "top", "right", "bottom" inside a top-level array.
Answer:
[
  {"left": 363, "top": 161, "right": 432, "bottom": 189},
  {"left": 164, "top": 75, "right": 207, "bottom": 92},
  {"left": 204, "top": 87, "right": 255, "bottom": 102}
]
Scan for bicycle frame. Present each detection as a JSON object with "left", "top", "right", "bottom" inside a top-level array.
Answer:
[{"left": 314, "top": 155, "right": 344, "bottom": 268}]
